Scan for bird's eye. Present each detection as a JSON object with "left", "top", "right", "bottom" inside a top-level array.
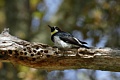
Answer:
[{"left": 55, "top": 27, "right": 59, "bottom": 30}]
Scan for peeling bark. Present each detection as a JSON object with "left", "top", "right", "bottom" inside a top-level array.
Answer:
[{"left": 0, "top": 28, "right": 120, "bottom": 72}]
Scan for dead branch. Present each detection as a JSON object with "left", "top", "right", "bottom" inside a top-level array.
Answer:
[{"left": 0, "top": 28, "right": 120, "bottom": 72}]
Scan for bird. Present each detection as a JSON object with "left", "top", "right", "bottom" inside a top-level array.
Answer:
[{"left": 48, "top": 25, "right": 89, "bottom": 49}]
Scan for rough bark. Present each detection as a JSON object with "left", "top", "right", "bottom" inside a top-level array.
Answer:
[{"left": 0, "top": 29, "right": 120, "bottom": 72}]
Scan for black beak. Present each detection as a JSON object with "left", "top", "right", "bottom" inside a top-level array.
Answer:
[{"left": 48, "top": 25, "right": 52, "bottom": 29}]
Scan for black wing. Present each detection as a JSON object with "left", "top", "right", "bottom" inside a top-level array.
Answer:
[
  {"left": 60, "top": 36, "right": 86, "bottom": 45},
  {"left": 58, "top": 32, "right": 87, "bottom": 46},
  {"left": 79, "top": 40, "right": 87, "bottom": 44},
  {"left": 60, "top": 36, "right": 90, "bottom": 48}
]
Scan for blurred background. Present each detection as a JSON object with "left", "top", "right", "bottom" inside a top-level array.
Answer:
[{"left": 0, "top": 0, "right": 120, "bottom": 80}]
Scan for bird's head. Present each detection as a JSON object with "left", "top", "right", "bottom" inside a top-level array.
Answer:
[{"left": 48, "top": 25, "right": 61, "bottom": 35}]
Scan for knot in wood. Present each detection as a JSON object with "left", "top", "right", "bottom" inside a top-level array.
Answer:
[{"left": 78, "top": 48, "right": 95, "bottom": 58}]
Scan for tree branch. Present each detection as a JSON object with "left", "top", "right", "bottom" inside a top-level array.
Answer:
[{"left": 0, "top": 28, "right": 120, "bottom": 72}]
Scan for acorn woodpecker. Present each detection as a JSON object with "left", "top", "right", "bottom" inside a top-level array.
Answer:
[{"left": 48, "top": 25, "right": 89, "bottom": 49}]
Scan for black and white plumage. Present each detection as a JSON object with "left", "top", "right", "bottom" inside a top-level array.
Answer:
[{"left": 48, "top": 25, "right": 89, "bottom": 49}]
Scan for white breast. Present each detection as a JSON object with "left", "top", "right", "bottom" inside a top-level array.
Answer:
[{"left": 53, "top": 36, "right": 72, "bottom": 48}]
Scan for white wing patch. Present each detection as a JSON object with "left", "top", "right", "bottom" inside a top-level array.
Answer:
[{"left": 73, "top": 37, "right": 82, "bottom": 45}]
